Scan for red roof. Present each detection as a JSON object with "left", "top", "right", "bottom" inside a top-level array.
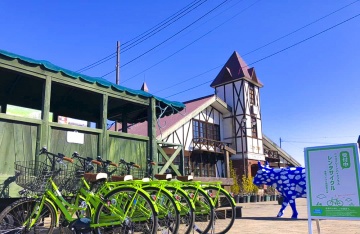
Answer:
[
  {"left": 112, "top": 95, "right": 215, "bottom": 137},
  {"left": 210, "top": 51, "right": 263, "bottom": 87}
]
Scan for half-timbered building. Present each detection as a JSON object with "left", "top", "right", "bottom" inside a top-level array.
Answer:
[{"left": 125, "top": 51, "right": 301, "bottom": 186}]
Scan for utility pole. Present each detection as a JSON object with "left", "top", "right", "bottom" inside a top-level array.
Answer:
[
  {"left": 116, "top": 41, "right": 120, "bottom": 85},
  {"left": 115, "top": 41, "right": 120, "bottom": 132},
  {"left": 279, "top": 137, "right": 282, "bottom": 148}
]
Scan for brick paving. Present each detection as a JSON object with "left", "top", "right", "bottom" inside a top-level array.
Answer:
[{"left": 223, "top": 198, "right": 360, "bottom": 234}]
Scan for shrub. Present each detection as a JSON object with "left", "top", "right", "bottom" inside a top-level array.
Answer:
[{"left": 229, "top": 160, "right": 240, "bottom": 195}]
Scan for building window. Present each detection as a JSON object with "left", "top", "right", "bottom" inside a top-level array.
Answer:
[
  {"left": 249, "top": 84, "right": 255, "bottom": 105},
  {"left": 191, "top": 160, "right": 216, "bottom": 177},
  {"left": 251, "top": 117, "right": 257, "bottom": 138},
  {"left": 193, "top": 120, "right": 220, "bottom": 141}
]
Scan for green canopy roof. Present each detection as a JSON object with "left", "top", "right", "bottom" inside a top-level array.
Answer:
[{"left": 0, "top": 49, "right": 185, "bottom": 112}]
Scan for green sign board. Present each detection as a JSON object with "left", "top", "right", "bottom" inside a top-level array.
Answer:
[{"left": 305, "top": 143, "right": 360, "bottom": 219}]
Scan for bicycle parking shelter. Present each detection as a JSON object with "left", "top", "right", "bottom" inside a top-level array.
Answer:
[{"left": 0, "top": 49, "right": 185, "bottom": 202}]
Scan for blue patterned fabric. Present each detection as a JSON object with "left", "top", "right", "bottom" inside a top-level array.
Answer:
[{"left": 253, "top": 161, "right": 307, "bottom": 219}]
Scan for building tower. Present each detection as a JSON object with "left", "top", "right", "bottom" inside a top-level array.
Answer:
[{"left": 210, "top": 51, "right": 264, "bottom": 177}]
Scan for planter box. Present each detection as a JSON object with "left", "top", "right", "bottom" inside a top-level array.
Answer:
[
  {"left": 250, "top": 195, "right": 257, "bottom": 203},
  {"left": 278, "top": 196, "right": 284, "bottom": 205},
  {"left": 233, "top": 195, "right": 240, "bottom": 203}
]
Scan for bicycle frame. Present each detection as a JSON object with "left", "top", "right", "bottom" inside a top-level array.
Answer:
[
  {"left": 200, "top": 181, "right": 236, "bottom": 206},
  {"left": 23, "top": 172, "right": 158, "bottom": 231}
]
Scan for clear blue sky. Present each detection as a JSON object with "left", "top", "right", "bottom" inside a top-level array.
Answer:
[{"left": 1, "top": 0, "right": 359, "bottom": 166}]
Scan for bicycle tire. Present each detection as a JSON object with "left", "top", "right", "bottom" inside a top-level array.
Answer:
[
  {"left": 164, "top": 186, "right": 195, "bottom": 234},
  {"left": 0, "top": 198, "right": 56, "bottom": 234},
  {"left": 142, "top": 186, "right": 180, "bottom": 233},
  {"left": 202, "top": 186, "right": 236, "bottom": 234},
  {"left": 93, "top": 187, "right": 158, "bottom": 234},
  {"left": 181, "top": 186, "right": 214, "bottom": 234}
]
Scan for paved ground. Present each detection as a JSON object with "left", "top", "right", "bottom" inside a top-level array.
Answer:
[{"left": 225, "top": 198, "right": 360, "bottom": 234}]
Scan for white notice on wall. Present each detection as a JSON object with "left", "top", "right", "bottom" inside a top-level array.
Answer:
[{"left": 67, "top": 131, "right": 84, "bottom": 144}]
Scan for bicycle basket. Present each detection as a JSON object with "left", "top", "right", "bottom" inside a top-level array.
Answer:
[
  {"left": 14, "top": 161, "right": 53, "bottom": 193},
  {"left": 53, "top": 163, "right": 84, "bottom": 194},
  {"left": 115, "top": 164, "right": 144, "bottom": 179}
]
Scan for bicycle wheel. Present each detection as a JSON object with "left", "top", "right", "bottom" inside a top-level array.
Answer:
[
  {"left": 181, "top": 186, "right": 214, "bottom": 234},
  {"left": 0, "top": 198, "right": 56, "bottom": 234},
  {"left": 142, "top": 186, "right": 180, "bottom": 233},
  {"left": 164, "top": 186, "right": 195, "bottom": 234},
  {"left": 202, "top": 186, "right": 236, "bottom": 234},
  {"left": 93, "top": 187, "right": 158, "bottom": 234}
]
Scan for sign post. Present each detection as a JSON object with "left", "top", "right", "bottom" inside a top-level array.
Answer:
[{"left": 304, "top": 143, "right": 360, "bottom": 234}]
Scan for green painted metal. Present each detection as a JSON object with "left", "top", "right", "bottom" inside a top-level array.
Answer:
[
  {"left": 107, "top": 136, "right": 147, "bottom": 176},
  {"left": 0, "top": 49, "right": 185, "bottom": 112},
  {"left": 100, "top": 94, "right": 108, "bottom": 157},
  {"left": 0, "top": 48, "right": 187, "bottom": 200},
  {"left": 148, "top": 98, "right": 158, "bottom": 173},
  {"left": 157, "top": 144, "right": 183, "bottom": 176},
  {"left": 0, "top": 120, "right": 38, "bottom": 197},
  {"left": 49, "top": 127, "right": 99, "bottom": 158}
]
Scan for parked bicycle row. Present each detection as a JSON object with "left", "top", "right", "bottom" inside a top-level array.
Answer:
[{"left": 0, "top": 147, "right": 236, "bottom": 234}]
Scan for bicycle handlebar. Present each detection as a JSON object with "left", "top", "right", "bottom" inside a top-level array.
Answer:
[
  {"left": 133, "top": 164, "right": 141, "bottom": 168},
  {"left": 63, "top": 157, "right": 74, "bottom": 163},
  {"left": 119, "top": 159, "right": 141, "bottom": 168},
  {"left": 91, "top": 160, "right": 102, "bottom": 166},
  {"left": 110, "top": 162, "right": 118, "bottom": 167},
  {"left": 39, "top": 147, "right": 74, "bottom": 163}
]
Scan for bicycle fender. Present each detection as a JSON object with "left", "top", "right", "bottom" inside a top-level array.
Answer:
[
  {"left": 143, "top": 186, "right": 182, "bottom": 211},
  {"left": 45, "top": 198, "right": 59, "bottom": 226},
  {"left": 164, "top": 185, "right": 196, "bottom": 210},
  {"left": 181, "top": 185, "right": 216, "bottom": 207},
  {"left": 113, "top": 185, "right": 159, "bottom": 214},
  {"left": 202, "top": 185, "right": 236, "bottom": 206}
]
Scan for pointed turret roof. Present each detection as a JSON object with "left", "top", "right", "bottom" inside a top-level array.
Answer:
[
  {"left": 141, "top": 82, "right": 149, "bottom": 92},
  {"left": 210, "top": 51, "right": 263, "bottom": 88}
]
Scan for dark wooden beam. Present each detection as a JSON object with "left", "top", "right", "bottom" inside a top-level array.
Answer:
[
  {"left": 148, "top": 98, "right": 157, "bottom": 174},
  {"left": 99, "top": 94, "right": 108, "bottom": 157},
  {"left": 40, "top": 75, "right": 51, "bottom": 148}
]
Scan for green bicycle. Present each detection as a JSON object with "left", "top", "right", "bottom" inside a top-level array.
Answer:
[
  {"left": 201, "top": 181, "right": 236, "bottom": 234},
  {"left": 0, "top": 147, "right": 159, "bottom": 234},
  {"left": 90, "top": 155, "right": 183, "bottom": 234}
]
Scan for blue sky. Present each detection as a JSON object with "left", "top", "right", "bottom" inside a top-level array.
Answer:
[{"left": 1, "top": 0, "right": 359, "bottom": 166}]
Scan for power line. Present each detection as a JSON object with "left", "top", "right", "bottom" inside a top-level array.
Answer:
[
  {"left": 165, "top": 12, "right": 360, "bottom": 98},
  {"left": 77, "top": 0, "right": 208, "bottom": 74},
  {"left": 122, "top": 0, "right": 205, "bottom": 47},
  {"left": 242, "top": 0, "right": 360, "bottom": 57},
  {"left": 76, "top": 52, "right": 116, "bottom": 73},
  {"left": 118, "top": 0, "right": 230, "bottom": 70},
  {"left": 121, "top": 0, "right": 208, "bottom": 52},
  {"left": 125, "top": 0, "right": 355, "bottom": 88},
  {"left": 281, "top": 140, "right": 341, "bottom": 145},
  {"left": 122, "top": 0, "right": 258, "bottom": 84},
  {"left": 102, "top": 0, "right": 229, "bottom": 77},
  {"left": 282, "top": 135, "right": 357, "bottom": 140}
]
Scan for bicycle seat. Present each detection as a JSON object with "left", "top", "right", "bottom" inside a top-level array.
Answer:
[
  {"left": 111, "top": 175, "right": 133, "bottom": 182},
  {"left": 142, "top": 177, "right": 150, "bottom": 182},
  {"left": 154, "top": 174, "right": 172, "bottom": 181},
  {"left": 176, "top": 175, "right": 193, "bottom": 182},
  {"left": 84, "top": 173, "right": 108, "bottom": 182}
]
